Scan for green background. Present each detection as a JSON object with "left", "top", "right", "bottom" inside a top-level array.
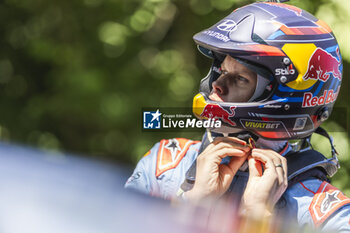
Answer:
[{"left": 1, "top": 0, "right": 349, "bottom": 193}]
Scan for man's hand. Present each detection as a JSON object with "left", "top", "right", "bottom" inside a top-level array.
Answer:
[
  {"left": 241, "top": 148, "right": 288, "bottom": 219},
  {"left": 185, "top": 137, "right": 250, "bottom": 202}
]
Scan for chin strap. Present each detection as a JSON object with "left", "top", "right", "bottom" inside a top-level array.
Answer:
[
  {"left": 315, "top": 127, "right": 339, "bottom": 164},
  {"left": 286, "top": 127, "right": 340, "bottom": 181}
]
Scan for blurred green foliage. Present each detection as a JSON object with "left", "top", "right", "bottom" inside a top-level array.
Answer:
[{"left": 1, "top": 0, "right": 350, "bottom": 192}]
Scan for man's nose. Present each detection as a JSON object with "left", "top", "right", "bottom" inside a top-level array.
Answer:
[{"left": 212, "top": 76, "right": 229, "bottom": 95}]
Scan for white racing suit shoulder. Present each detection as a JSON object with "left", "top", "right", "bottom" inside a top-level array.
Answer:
[
  {"left": 124, "top": 138, "right": 201, "bottom": 199},
  {"left": 282, "top": 178, "right": 350, "bottom": 232}
]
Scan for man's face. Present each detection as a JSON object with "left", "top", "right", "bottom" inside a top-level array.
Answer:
[{"left": 209, "top": 55, "right": 257, "bottom": 102}]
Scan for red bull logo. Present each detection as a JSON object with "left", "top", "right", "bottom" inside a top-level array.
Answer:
[
  {"left": 303, "top": 48, "right": 341, "bottom": 82},
  {"left": 201, "top": 104, "right": 236, "bottom": 126},
  {"left": 302, "top": 86, "right": 340, "bottom": 108}
]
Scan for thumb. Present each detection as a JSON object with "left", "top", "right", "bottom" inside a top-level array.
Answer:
[
  {"left": 227, "top": 153, "right": 248, "bottom": 175},
  {"left": 248, "top": 156, "right": 263, "bottom": 177}
]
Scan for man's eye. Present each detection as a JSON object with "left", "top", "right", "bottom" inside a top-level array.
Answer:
[
  {"left": 237, "top": 76, "right": 248, "bottom": 83},
  {"left": 220, "top": 69, "right": 228, "bottom": 75}
]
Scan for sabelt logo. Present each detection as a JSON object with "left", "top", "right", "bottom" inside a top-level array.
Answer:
[
  {"left": 302, "top": 87, "right": 340, "bottom": 108},
  {"left": 303, "top": 48, "right": 341, "bottom": 82},
  {"left": 217, "top": 19, "right": 237, "bottom": 32}
]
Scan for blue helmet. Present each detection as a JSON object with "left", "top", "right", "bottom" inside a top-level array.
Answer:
[{"left": 192, "top": 2, "right": 342, "bottom": 140}]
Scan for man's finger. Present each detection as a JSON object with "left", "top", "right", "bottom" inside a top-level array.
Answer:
[
  {"left": 213, "top": 136, "right": 247, "bottom": 147},
  {"left": 227, "top": 153, "right": 249, "bottom": 175},
  {"left": 252, "top": 149, "right": 285, "bottom": 185},
  {"left": 250, "top": 151, "right": 279, "bottom": 180},
  {"left": 211, "top": 141, "right": 250, "bottom": 153},
  {"left": 214, "top": 147, "right": 247, "bottom": 159},
  {"left": 281, "top": 156, "right": 288, "bottom": 185},
  {"left": 248, "top": 155, "right": 263, "bottom": 177}
]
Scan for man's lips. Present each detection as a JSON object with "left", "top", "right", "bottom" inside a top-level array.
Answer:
[{"left": 208, "top": 92, "right": 224, "bottom": 102}]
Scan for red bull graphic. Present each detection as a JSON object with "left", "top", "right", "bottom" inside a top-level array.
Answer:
[
  {"left": 303, "top": 48, "right": 341, "bottom": 82},
  {"left": 201, "top": 104, "right": 236, "bottom": 126},
  {"left": 302, "top": 86, "right": 340, "bottom": 108}
]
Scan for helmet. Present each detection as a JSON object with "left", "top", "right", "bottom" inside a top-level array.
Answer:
[{"left": 192, "top": 2, "right": 342, "bottom": 140}]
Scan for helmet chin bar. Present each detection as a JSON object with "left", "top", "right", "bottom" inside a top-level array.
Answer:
[
  {"left": 206, "top": 127, "right": 260, "bottom": 145},
  {"left": 193, "top": 92, "right": 318, "bottom": 140}
]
